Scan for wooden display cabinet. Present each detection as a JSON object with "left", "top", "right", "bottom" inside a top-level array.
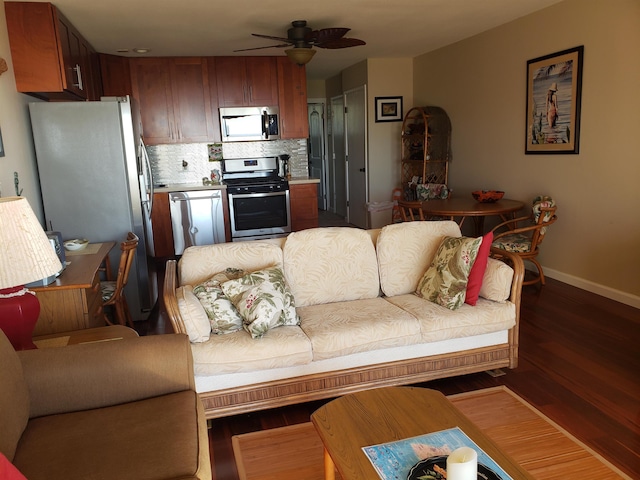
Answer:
[{"left": 400, "top": 106, "right": 451, "bottom": 200}]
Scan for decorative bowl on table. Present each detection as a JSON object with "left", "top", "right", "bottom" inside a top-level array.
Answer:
[
  {"left": 472, "top": 190, "right": 505, "bottom": 203},
  {"left": 63, "top": 238, "right": 89, "bottom": 251}
]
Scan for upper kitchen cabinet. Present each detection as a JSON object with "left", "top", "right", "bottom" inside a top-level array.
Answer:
[
  {"left": 130, "top": 57, "right": 217, "bottom": 144},
  {"left": 99, "top": 53, "right": 132, "bottom": 97},
  {"left": 277, "top": 57, "right": 309, "bottom": 139},
  {"left": 5, "top": 2, "right": 101, "bottom": 100},
  {"left": 216, "top": 57, "right": 279, "bottom": 107}
]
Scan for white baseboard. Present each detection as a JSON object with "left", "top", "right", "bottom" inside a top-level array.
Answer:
[{"left": 542, "top": 267, "right": 640, "bottom": 309}]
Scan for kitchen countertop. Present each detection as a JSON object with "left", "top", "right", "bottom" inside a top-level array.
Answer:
[{"left": 153, "top": 177, "right": 319, "bottom": 193}]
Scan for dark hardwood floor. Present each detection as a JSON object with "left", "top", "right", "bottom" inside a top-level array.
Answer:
[{"left": 139, "top": 213, "right": 640, "bottom": 479}]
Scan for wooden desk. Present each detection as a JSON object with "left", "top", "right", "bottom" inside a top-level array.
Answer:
[
  {"left": 422, "top": 197, "right": 524, "bottom": 235},
  {"left": 311, "top": 387, "right": 534, "bottom": 480},
  {"left": 31, "top": 242, "right": 115, "bottom": 336}
]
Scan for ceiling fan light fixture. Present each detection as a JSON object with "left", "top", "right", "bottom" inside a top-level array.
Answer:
[{"left": 285, "top": 47, "right": 316, "bottom": 66}]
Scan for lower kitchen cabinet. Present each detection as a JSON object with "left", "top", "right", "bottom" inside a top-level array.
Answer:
[
  {"left": 151, "top": 192, "right": 175, "bottom": 257},
  {"left": 290, "top": 183, "right": 319, "bottom": 231}
]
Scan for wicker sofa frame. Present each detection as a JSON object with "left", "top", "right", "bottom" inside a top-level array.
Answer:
[{"left": 164, "top": 246, "right": 524, "bottom": 420}]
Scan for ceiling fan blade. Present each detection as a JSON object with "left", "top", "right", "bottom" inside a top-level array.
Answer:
[
  {"left": 233, "top": 43, "right": 291, "bottom": 52},
  {"left": 307, "top": 27, "right": 350, "bottom": 45},
  {"left": 316, "top": 38, "right": 366, "bottom": 49},
  {"left": 251, "top": 33, "right": 292, "bottom": 43}
]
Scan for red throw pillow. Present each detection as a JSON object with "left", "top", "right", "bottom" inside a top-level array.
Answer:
[
  {"left": 465, "top": 231, "right": 493, "bottom": 306},
  {"left": 0, "top": 453, "right": 28, "bottom": 480}
]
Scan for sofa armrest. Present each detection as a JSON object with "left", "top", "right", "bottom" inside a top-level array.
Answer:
[
  {"left": 164, "top": 259, "right": 188, "bottom": 335},
  {"left": 18, "top": 333, "right": 195, "bottom": 418}
]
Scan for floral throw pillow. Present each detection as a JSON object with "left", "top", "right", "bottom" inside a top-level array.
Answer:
[
  {"left": 192, "top": 268, "right": 246, "bottom": 334},
  {"left": 416, "top": 236, "right": 483, "bottom": 310},
  {"left": 221, "top": 266, "right": 299, "bottom": 339}
]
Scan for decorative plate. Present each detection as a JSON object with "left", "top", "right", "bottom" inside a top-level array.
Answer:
[{"left": 407, "top": 456, "right": 504, "bottom": 480}]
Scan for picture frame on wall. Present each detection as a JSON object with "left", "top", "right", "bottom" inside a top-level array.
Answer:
[
  {"left": 375, "top": 96, "right": 403, "bottom": 122},
  {"left": 0, "top": 128, "right": 5, "bottom": 157},
  {"left": 525, "top": 46, "right": 584, "bottom": 154}
]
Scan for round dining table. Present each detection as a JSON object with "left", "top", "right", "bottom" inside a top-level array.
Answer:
[{"left": 421, "top": 196, "right": 525, "bottom": 235}]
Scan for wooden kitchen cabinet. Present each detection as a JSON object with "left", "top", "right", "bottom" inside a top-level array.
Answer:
[
  {"left": 290, "top": 183, "right": 319, "bottom": 231},
  {"left": 99, "top": 53, "right": 132, "bottom": 97},
  {"left": 216, "top": 57, "right": 279, "bottom": 107},
  {"left": 130, "top": 57, "right": 215, "bottom": 144},
  {"left": 5, "top": 1, "right": 101, "bottom": 100},
  {"left": 151, "top": 192, "right": 175, "bottom": 257},
  {"left": 277, "top": 57, "right": 309, "bottom": 139}
]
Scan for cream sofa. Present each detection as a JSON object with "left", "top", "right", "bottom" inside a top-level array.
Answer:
[{"left": 164, "top": 221, "right": 524, "bottom": 420}]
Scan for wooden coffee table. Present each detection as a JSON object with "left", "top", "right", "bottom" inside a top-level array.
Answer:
[{"left": 311, "top": 387, "right": 534, "bottom": 480}]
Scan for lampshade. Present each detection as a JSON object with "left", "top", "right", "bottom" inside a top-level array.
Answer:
[
  {"left": 0, "top": 197, "right": 62, "bottom": 289},
  {"left": 285, "top": 47, "right": 316, "bottom": 66}
]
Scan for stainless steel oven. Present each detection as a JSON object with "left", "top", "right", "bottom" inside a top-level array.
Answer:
[{"left": 223, "top": 157, "right": 291, "bottom": 241}]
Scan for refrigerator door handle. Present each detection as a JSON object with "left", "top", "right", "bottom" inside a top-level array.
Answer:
[{"left": 139, "top": 137, "right": 154, "bottom": 217}]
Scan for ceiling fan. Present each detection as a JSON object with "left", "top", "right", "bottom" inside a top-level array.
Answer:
[{"left": 235, "top": 20, "right": 366, "bottom": 65}]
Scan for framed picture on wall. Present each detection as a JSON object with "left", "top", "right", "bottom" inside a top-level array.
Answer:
[
  {"left": 375, "top": 96, "right": 403, "bottom": 122},
  {"left": 0, "top": 128, "right": 5, "bottom": 157},
  {"left": 525, "top": 46, "right": 584, "bottom": 154}
]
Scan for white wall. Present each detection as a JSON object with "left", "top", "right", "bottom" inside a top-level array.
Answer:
[
  {"left": 0, "top": 0, "right": 44, "bottom": 221},
  {"left": 413, "top": 0, "right": 640, "bottom": 304}
]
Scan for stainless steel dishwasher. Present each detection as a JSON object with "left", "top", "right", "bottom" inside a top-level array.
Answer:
[{"left": 169, "top": 190, "right": 226, "bottom": 255}]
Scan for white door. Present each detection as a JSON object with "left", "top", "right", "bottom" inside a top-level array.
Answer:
[
  {"left": 345, "top": 86, "right": 368, "bottom": 228},
  {"left": 308, "top": 102, "right": 326, "bottom": 210},
  {"left": 330, "top": 95, "right": 347, "bottom": 217}
]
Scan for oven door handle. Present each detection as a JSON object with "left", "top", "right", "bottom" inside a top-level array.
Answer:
[{"left": 230, "top": 191, "right": 287, "bottom": 199}]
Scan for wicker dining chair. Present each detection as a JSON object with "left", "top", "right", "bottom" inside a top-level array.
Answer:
[
  {"left": 101, "top": 232, "right": 138, "bottom": 327},
  {"left": 397, "top": 200, "right": 426, "bottom": 221},
  {"left": 491, "top": 196, "right": 557, "bottom": 286}
]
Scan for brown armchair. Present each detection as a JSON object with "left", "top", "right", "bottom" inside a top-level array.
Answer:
[
  {"left": 0, "top": 330, "right": 211, "bottom": 480},
  {"left": 491, "top": 196, "right": 557, "bottom": 285}
]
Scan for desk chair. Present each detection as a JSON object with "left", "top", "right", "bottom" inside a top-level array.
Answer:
[
  {"left": 491, "top": 196, "right": 557, "bottom": 285},
  {"left": 101, "top": 232, "right": 138, "bottom": 327}
]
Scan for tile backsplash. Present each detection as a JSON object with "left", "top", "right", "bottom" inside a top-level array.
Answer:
[{"left": 147, "top": 139, "right": 308, "bottom": 186}]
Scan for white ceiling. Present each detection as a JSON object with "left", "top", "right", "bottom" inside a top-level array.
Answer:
[{"left": 19, "top": 0, "right": 563, "bottom": 79}]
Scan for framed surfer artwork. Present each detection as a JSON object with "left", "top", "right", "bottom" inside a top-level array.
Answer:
[{"left": 525, "top": 46, "right": 584, "bottom": 154}]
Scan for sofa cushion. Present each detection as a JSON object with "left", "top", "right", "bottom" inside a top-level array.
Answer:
[
  {"left": 13, "top": 390, "right": 209, "bottom": 480},
  {"left": 416, "top": 236, "right": 483, "bottom": 310},
  {"left": 179, "top": 242, "right": 283, "bottom": 287},
  {"left": 0, "top": 331, "right": 29, "bottom": 461},
  {"left": 221, "top": 266, "right": 299, "bottom": 338},
  {"left": 190, "top": 326, "right": 312, "bottom": 375},
  {"left": 479, "top": 257, "right": 514, "bottom": 303},
  {"left": 377, "top": 221, "right": 462, "bottom": 297},
  {"left": 297, "top": 298, "right": 421, "bottom": 361},
  {"left": 192, "top": 268, "right": 246, "bottom": 335},
  {"left": 385, "top": 294, "right": 516, "bottom": 343},
  {"left": 465, "top": 231, "right": 493, "bottom": 306},
  {"left": 176, "top": 286, "right": 212, "bottom": 342},
  {"left": 283, "top": 227, "right": 380, "bottom": 307}
]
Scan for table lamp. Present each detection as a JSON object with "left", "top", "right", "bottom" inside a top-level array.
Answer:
[{"left": 0, "top": 197, "right": 62, "bottom": 350}]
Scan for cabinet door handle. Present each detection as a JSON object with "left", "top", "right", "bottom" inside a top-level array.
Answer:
[{"left": 73, "top": 64, "right": 84, "bottom": 91}]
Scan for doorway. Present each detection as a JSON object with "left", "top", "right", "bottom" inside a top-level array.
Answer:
[
  {"left": 329, "top": 95, "right": 347, "bottom": 217},
  {"left": 307, "top": 102, "right": 326, "bottom": 210},
  {"left": 344, "top": 86, "right": 368, "bottom": 228}
]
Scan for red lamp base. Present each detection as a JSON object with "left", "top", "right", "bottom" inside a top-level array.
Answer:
[{"left": 0, "top": 286, "right": 40, "bottom": 350}]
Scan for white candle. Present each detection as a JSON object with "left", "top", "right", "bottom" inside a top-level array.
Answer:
[{"left": 446, "top": 447, "right": 478, "bottom": 480}]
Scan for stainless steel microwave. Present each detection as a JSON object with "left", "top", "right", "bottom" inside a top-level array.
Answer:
[{"left": 219, "top": 106, "right": 280, "bottom": 142}]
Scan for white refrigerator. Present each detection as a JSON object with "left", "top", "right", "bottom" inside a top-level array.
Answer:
[{"left": 29, "top": 97, "right": 157, "bottom": 321}]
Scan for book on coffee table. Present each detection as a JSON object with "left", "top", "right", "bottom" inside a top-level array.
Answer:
[{"left": 362, "top": 426, "right": 512, "bottom": 480}]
